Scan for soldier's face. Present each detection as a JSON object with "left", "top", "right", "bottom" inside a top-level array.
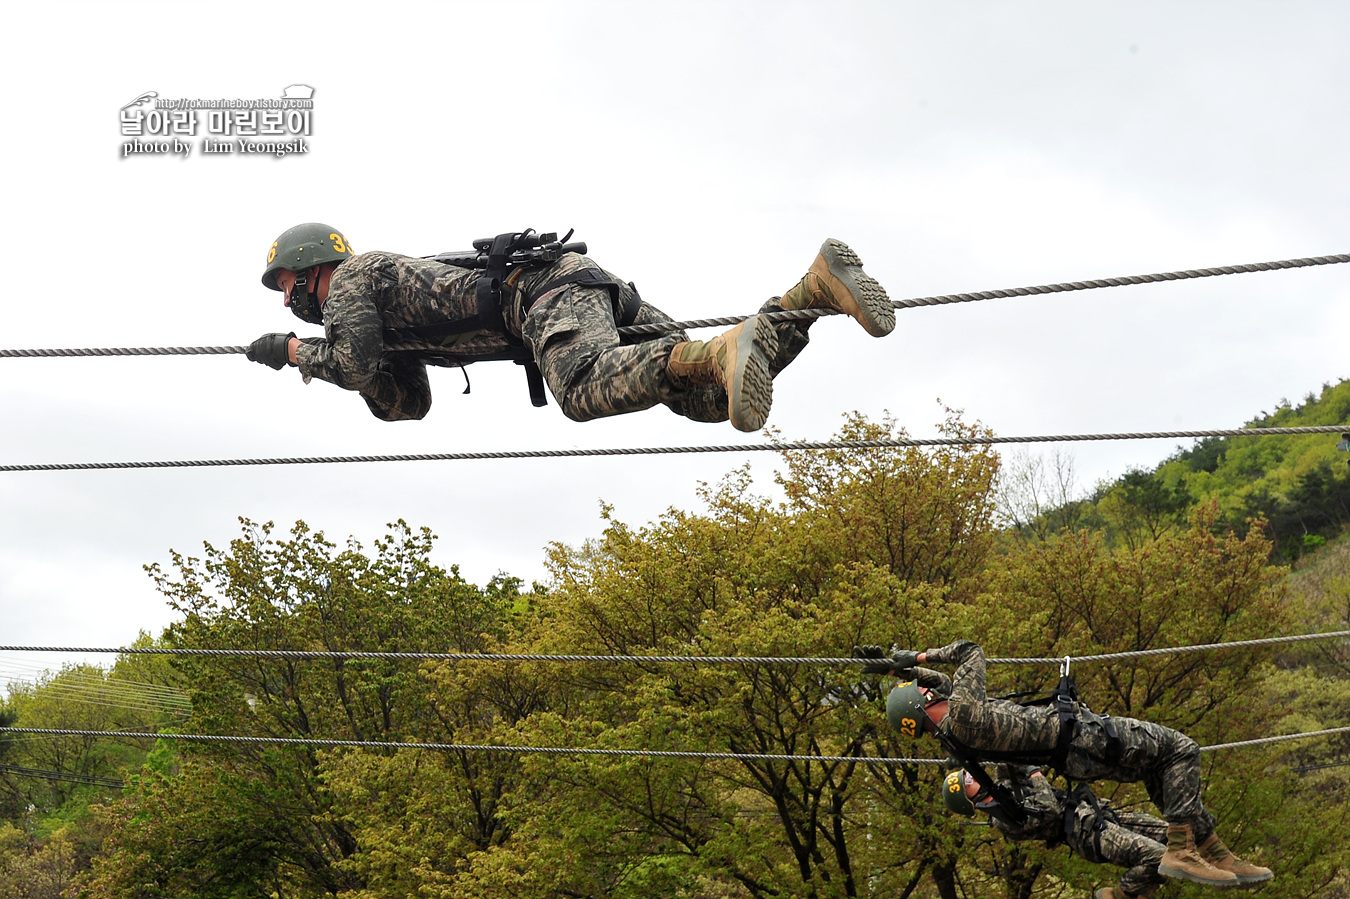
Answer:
[{"left": 275, "top": 269, "right": 299, "bottom": 306}]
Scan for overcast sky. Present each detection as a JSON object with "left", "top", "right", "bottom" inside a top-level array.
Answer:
[{"left": 1, "top": 1, "right": 1347, "bottom": 677}]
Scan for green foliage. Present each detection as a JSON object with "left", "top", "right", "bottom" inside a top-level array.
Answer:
[
  {"left": 21, "top": 411, "right": 1349, "bottom": 897},
  {"left": 76, "top": 519, "right": 533, "bottom": 898},
  {"left": 1010, "top": 379, "right": 1350, "bottom": 562}
]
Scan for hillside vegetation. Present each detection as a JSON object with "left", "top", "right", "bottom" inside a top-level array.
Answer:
[
  {"left": 0, "top": 408, "right": 1346, "bottom": 898},
  {"left": 1006, "top": 379, "right": 1350, "bottom": 562}
]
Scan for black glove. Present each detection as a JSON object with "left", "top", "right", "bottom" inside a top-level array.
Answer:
[
  {"left": 246, "top": 332, "right": 296, "bottom": 370},
  {"left": 852, "top": 645, "right": 919, "bottom": 676}
]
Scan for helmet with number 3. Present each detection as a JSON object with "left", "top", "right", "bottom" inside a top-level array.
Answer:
[
  {"left": 886, "top": 681, "right": 929, "bottom": 738},
  {"left": 941, "top": 770, "right": 976, "bottom": 816},
  {"left": 262, "top": 223, "right": 355, "bottom": 324}
]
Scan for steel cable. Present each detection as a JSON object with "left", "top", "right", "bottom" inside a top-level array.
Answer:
[
  {"left": 2, "top": 426, "right": 1347, "bottom": 474},
  {"left": 3, "top": 629, "right": 1344, "bottom": 666},
  {"left": 1, "top": 253, "right": 1345, "bottom": 357},
  {"left": 1, "top": 725, "right": 1344, "bottom": 763},
  {"left": 619, "top": 253, "right": 1350, "bottom": 336}
]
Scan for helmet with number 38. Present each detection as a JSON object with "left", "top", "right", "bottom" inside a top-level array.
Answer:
[{"left": 261, "top": 222, "right": 355, "bottom": 291}]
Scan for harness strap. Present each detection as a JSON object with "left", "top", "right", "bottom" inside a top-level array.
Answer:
[
  {"left": 1051, "top": 672, "right": 1080, "bottom": 770},
  {"left": 1063, "top": 782, "right": 1112, "bottom": 860},
  {"left": 1100, "top": 714, "right": 1123, "bottom": 765},
  {"left": 526, "top": 269, "right": 646, "bottom": 327}
]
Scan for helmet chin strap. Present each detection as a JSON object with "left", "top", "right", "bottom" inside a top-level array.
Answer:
[{"left": 287, "top": 267, "right": 325, "bottom": 325}]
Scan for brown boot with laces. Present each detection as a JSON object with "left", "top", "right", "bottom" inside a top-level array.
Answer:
[
  {"left": 1159, "top": 824, "right": 1240, "bottom": 887},
  {"left": 1199, "top": 833, "right": 1273, "bottom": 887},
  {"left": 666, "top": 315, "right": 778, "bottom": 432},
  {"left": 780, "top": 238, "right": 895, "bottom": 337}
]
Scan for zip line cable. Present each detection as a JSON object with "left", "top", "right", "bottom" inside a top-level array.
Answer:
[
  {"left": 2, "top": 426, "right": 1347, "bottom": 474},
  {"left": 1, "top": 252, "right": 1345, "bottom": 357},
  {"left": 3, "top": 629, "right": 1345, "bottom": 666},
  {"left": 0, "top": 725, "right": 1345, "bottom": 764}
]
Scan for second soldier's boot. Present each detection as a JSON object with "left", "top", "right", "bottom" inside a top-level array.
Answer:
[
  {"left": 666, "top": 315, "right": 778, "bottom": 432},
  {"left": 780, "top": 238, "right": 895, "bottom": 337},
  {"left": 1159, "top": 824, "right": 1240, "bottom": 888},
  {"left": 1198, "top": 834, "right": 1274, "bottom": 887}
]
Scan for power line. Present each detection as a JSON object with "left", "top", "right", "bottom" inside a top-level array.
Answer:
[
  {"left": 1, "top": 252, "right": 1345, "bottom": 356},
  {"left": 1, "top": 426, "right": 1346, "bottom": 474},
  {"left": 3, "top": 629, "right": 1344, "bottom": 666},
  {"left": 1, "top": 725, "right": 1344, "bottom": 762},
  {"left": 0, "top": 762, "right": 123, "bottom": 789},
  {"left": 1292, "top": 759, "right": 1350, "bottom": 774}
]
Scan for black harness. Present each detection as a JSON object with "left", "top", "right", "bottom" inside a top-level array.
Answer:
[
  {"left": 1063, "top": 781, "right": 1114, "bottom": 859},
  {"left": 382, "top": 229, "right": 645, "bottom": 407},
  {"left": 938, "top": 661, "right": 1123, "bottom": 835}
]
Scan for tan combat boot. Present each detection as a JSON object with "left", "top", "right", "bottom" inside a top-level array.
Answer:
[
  {"left": 780, "top": 238, "right": 895, "bottom": 337},
  {"left": 667, "top": 315, "right": 778, "bottom": 432},
  {"left": 1199, "top": 833, "right": 1273, "bottom": 887},
  {"left": 1159, "top": 824, "right": 1240, "bottom": 888}
]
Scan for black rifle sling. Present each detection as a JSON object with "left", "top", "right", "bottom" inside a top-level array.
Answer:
[{"left": 941, "top": 739, "right": 1029, "bottom": 829}]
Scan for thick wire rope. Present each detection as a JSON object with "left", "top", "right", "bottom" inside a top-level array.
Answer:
[
  {"left": 2, "top": 426, "right": 1346, "bottom": 474},
  {"left": 4, "top": 629, "right": 1344, "bottom": 665},
  {"left": 0, "top": 253, "right": 1345, "bottom": 356},
  {"left": 0, "top": 725, "right": 1344, "bottom": 763},
  {"left": 619, "top": 253, "right": 1350, "bottom": 336}
]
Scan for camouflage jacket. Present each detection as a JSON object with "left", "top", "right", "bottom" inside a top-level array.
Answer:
[
  {"left": 987, "top": 765, "right": 1067, "bottom": 843},
  {"left": 921, "top": 640, "right": 1062, "bottom": 757},
  {"left": 294, "top": 250, "right": 612, "bottom": 421}
]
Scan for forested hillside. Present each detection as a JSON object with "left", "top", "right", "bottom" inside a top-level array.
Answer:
[
  {"left": 2, "top": 411, "right": 1347, "bottom": 898},
  {"left": 1006, "top": 379, "right": 1350, "bottom": 562}
]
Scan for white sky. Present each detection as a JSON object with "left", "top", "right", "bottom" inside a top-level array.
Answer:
[{"left": 1, "top": 1, "right": 1347, "bottom": 674}]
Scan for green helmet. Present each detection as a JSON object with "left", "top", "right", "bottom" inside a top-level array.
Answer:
[
  {"left": 262, "top": 223, "right": 355, "bottom": 324},
  {"left": 941, "top": 770, "right": 976, "bottom": 817},
  {"left": 886, "top": 681, "right": 928, "bottom": 738}
]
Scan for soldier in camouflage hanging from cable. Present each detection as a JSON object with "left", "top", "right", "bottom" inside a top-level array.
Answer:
[
  {"left": 245, "top": 223, "right": 894, "bottom": 431},
  {"left": 853, "top": 639, "right": 1273, "bottom": 890},
  {"left": 942, "top": 764, "right": 1169, "bottom": 899}
]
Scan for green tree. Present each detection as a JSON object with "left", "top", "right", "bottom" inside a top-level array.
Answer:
[{"left": 78, "top": 520, "right": 528, "bottom": 898}]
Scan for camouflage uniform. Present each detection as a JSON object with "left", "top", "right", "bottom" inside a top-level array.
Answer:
[
  {"left": 293, "top": 251, "right": 810, "bottom": 422},
  {"left": 987, "top": 765, "right": 1168, "bottom": 898},
  {"left": 912, "top": 641, "right": 1217, "bottom": 842}
]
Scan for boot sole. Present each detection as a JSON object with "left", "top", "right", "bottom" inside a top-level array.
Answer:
[
  {"left": 1231, "top": 872, "right": 1273, "bottom": 888},
  {"left": 1158, "top": 862, "right": 1241, "bottom": 888},
  {"left": 724, "top": 315, "right": 776, "bottom": 432},
  {"left": 820, "top": 238, "right": 895, "bottom": 337}
]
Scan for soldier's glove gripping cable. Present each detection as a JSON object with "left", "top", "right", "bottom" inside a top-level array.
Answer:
[
  {"left": 852, "top": 645, "right": 920, "bottom": 676},
  {"left": 247, "top": 332, "right": 297, "bottom": 370}
]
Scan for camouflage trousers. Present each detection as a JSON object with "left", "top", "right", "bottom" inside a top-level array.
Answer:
[
  {"left": 1062, "top": 716, "right": 1216, "bottom": 841},
  {"left": 511, "top": 256, "right": 810, "bottom": 423},
  {"left": 1067, "top": 801, "right": 1168, "bottom": 897}
]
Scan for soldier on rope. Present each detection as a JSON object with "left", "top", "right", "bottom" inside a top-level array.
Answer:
[
  {"left": 942, "top": 765, "right": 1169, "bottom": 899},
  {"left": 246, "top": 224, "right": 894, "bottom": 431},
  {"left": 855, "top": 639, "right": 1273, "bottom": 889}
]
